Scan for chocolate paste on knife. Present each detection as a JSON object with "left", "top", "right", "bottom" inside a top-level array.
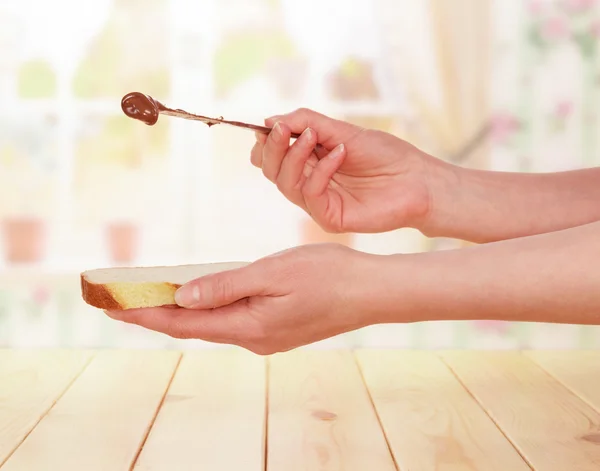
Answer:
[
  {"left": 120, "top": 91, "right": 305, "bottom": 139},
  {"left": 121, "top": 92, "right": 247, "bottom": 130},
  {"left": 121, "top": 91, "right": 217, "bottom": 127},
  {"left": 121, "top": 92, "right": 164, "bottom": 126}
]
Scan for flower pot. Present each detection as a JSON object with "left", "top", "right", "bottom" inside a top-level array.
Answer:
[
  {"left": 328, "top": 58, "right": 379, "bottom": 101},
  {"left": 1, "top": 217, "right": 46, "bottom": 264},
  {"left": 301, "top": 218, "right": 353, "bottom": 247},
  {"left": 106, "top": 221, "right": 138, "bottom": 264},
  {"left": 266, "top": 57, "right": 308, "bottom": 100}
]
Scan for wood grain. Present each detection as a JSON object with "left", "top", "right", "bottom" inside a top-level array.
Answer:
[
  {"left": 133, "top": 349, "right": 266, "bottom": 471},
  {"left": 355, "top": 350, "right": 530, "bottom": 471},
  {"left": 0, "top": 349, "right": 92, "bottom": 468},
  {"left": 0, "top": 350, "right": 180, "bottom": 471},
  {"left": 526, "top": 351, "right": 600, "bottom": 414},
  {"left": 441, "top": 351, "right": 600, "bottom": 471},
  {"left": 2, "top": 348, "right": 600, "bottom": 470},
  {"left": 267, "top": 349, "right": 396, "bottom": 471}
]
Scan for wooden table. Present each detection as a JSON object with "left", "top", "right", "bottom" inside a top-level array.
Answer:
[{"left": 1, "top": 348, "right": 599, "bottom": 470}]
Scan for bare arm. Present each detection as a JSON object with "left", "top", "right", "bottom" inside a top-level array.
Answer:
[
  {"left": 367, "top": 219, "right": 600, "bottom": 326},
  {"left": 422, "top": 165, "right": 600, "bottom": 243}
]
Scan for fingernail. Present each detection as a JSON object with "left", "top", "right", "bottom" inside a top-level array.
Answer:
[
  {"left": 271, "top": 122, "right": 282, "bottom": 143},
  {"left": 175, "top": 284, "right": 200, "bottom": 307},
  {"left": 328, "top": 143, "right": 345, "bottom": 159},
  {"left": 301, "top": 127, "right": 313, "bottom": 143}
]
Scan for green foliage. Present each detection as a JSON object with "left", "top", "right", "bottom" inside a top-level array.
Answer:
[
  {"left": 18, "top": 59, "right": 57, "bottom": 98},
  {"left": 76, "top": 115, "right": 169, "bottom": 168},
  {"left": 72, "top": 2, "right": 170, "bottom": 98},
  {"left": 214, "top": 30, "right": 296, "bottom": 98}
]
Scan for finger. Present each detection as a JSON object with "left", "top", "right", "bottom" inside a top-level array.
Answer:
[
  {"left": 174, "top": 262, "right": 265, "bottom": 309},
  {"left": 266, "top": 108, "right": 360, "bottom": 150},
  {"left": 104, "top": 303, "right": 250, "bottom": 344},
  {"left": 302, "top": 144, "right": 347, "bottom": 219},
  {"left": 254, "top": 131, "right": 268, "bottom": 146},
  {"left": 262, "top": 121, "right": 291, "bottom": 182},
  {"left": 250, "top": 140, "right": 264, "bottom": 168},
  {"left": 264, "top": 115, "right": 283, "bottom": 127},
  {"left": 275, "top": 127, "right": 317, "bottom": 207}
]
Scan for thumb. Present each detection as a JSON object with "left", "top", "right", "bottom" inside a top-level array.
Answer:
[
  {"left": 265, "top": 108, "right": 360, "bottom": 151},
  {"left": 174, "top": 263, "right": 264, "bottom": 309}
]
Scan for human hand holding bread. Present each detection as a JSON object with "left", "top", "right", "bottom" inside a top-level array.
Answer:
[
  {"left": 83, "top": 106, "right": 600, "bottom": 351},
  {"left": 83, "top": 107, "right": 445, "bottom": 349},
  {"left": 92, "top": 244, "right": 385, "bottom": 355}
]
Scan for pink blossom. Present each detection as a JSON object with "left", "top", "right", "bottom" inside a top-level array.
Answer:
[
  {"left": 591, "top": 19, "right": 600, "bottom": 38},
  {"left": 32, "top": 286, "right": 50, "bottom": 305},
  {"left": 528, "top": 0, "right": 544, "bottom": 15},
  {"left": 555, "top": 100, "right": 573, "bottom": 119},
  {"left": 563, "top": 0, "right": 597, "bottom": 12},
  {"left": 491, "top": 113, "right": 520, "bottom": 143},
  {"left": 473, "top": 320, "right": 512, "bottom": 335},
  {"left": 541, "top": 16, "right": 569, "bottom": 40}
]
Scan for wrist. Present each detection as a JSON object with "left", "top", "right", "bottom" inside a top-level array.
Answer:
[
  {"left": 413, "top": 160, "right": 600, "bottom": 243},
  {"left": 349, "top": 251, "right": 431, "bottom": 326},
  {"left": 368, "top": 221, "right": 600, "bottom": 326},
  {"left": 412, "top": 154, "right": 465, "bottom": 239},
  {"left": 416, "top": 158, "right": 511, "bottom": 243},
  {"left": 357, "top": 250, "right": 469, "bottom": 325}
]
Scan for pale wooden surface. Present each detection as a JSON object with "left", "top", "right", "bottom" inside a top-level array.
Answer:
[
  {"left": 525, "top": 350, "right": 600, "bottom": 413},
  {"left": 1, "top": 350, "right": 179, "bottom": 471},
  {"left": 268, "top": 350, "right": 396, "bottom": 471},
  {"left": 441, "top": 351, "right": 600, "bottom": 471},
  {"left": 133, "top": 349, "right": 266, "bottom": 471},
  {"left": 355, "top": 350, "right": 530, "bottom": 471},
  {"left": 1, "top": 349, "right": 600, "bottom": 471},
  {"left": 0, "top": 349, "right": 92, "bottom": 467}
]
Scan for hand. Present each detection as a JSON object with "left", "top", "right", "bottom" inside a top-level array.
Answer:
[
  {"left": 250, "top": 108, "right": 452, "bottom": 234},
  {"left": 104, "top": 244, "right": 382, "bottom": 355}
]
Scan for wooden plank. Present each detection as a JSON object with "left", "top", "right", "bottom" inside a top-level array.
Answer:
[
  {"left": 133, "top": 349, "right": 266, "bottom": 471},
  {"left": 1, "top": 350, "right": 180, "bottom": 471},
  {"left": 441, "top": 351, "right": 600, "bottom": 471},
  {"left": 526, "top": 351, "right": 600, "bottom": 415},
  {"left": 267, "top": 349, "right": 396, "bottom": 471},
  {"left": 0, "top": 349, "right": 93, "bottom": 468},
  {"left": 355, "top": 350, "right": 530, "bottom": 471}
]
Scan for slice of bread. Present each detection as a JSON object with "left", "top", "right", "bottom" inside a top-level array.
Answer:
[{"left": 81, "top": 262, "right": 249, "bottom": 310}]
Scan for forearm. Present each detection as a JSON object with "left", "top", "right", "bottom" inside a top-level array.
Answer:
[
  {"left": 423, "top": 164, "right": 600, "bottom": 243},
  {"left": 366, "top": 220, "right": 600, "bottom": 326}
]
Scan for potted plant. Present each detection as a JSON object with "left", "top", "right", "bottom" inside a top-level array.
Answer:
[
  {"left": 327, "top": 56, "right": 379, "bottom": 101},
  {"left": 0, "top": 115, "right": 57, "bottom": 264},
  {"left": 74, "top": 113, "right": 170, "bottom": 265},
  {"left": 102, "top": 167, "right": 144, "bottom": 265}
]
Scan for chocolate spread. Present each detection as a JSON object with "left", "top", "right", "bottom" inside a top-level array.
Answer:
[
  {"left": 120, "top": 91, "right": 307, "bottom": 142},
  {"left": 120, "top": 91, "right": 261, "bottom": 130},
  {"left": 121, "top": 92, "right": 163, "bottom": 126}
]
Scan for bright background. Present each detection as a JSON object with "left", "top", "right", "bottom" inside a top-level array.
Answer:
[{"left": 1, "top": 0, "right": 600, "bottom": 350}]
